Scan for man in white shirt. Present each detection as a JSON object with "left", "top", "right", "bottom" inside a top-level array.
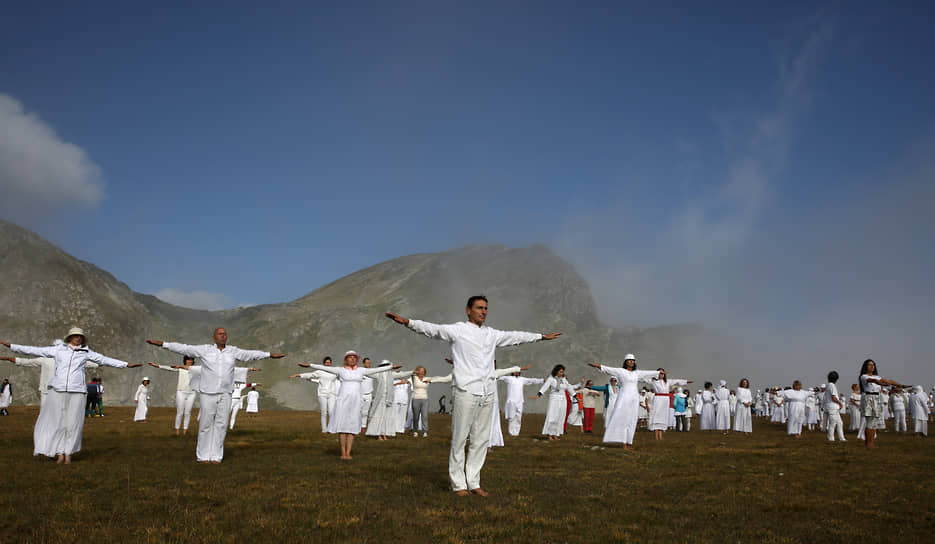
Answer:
[
  {"left": 386, "top": 295, "right": 561, "bottom": 497},
  {"left": 146, "top": 328, "right": 284, "bottom": 463},
  {"left": 498, "top": 372, "right": 544, "bottom": 436},
  {"left": 298, "top": 356, "right": 337, "bottom": 432}
]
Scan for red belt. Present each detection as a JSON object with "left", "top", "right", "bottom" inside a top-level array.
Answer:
[{"left": 656, "top": 392, "right": 675, "bottom": 408}]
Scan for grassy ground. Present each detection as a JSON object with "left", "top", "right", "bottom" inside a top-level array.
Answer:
[{"left": 1, "top": 406, "right": 933, "bottom": 543}]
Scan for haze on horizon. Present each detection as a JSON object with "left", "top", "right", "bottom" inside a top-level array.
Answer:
[{"left": 1, "top": 3, "right": 932, "bottom": 387}]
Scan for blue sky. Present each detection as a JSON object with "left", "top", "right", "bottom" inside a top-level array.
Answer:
[{"left": 2, "top": 2, "right": 934, "bottom": 382}]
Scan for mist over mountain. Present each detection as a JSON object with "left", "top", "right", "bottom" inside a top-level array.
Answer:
[{"left": 0, "top": 218, "right": 704, "bottom": 411}]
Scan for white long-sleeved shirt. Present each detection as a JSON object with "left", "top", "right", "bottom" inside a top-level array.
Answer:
[
  {"left": 154, "top": 364, "right": 193, "bottom": 392},
  {"left": 159, "top": 342, "right": 269, "bottom": 395},
  {"left": 10, "top": 344, "right": 129, "bottom": 392},
  {"left": 499, "top": 375, "right": 544, "bottom": 407},
  {"left": 406, "top": 319, "right": 542, "bottom": 396},
  {"left": 309, "top": 370, "right": 339, "bottom": 397},
  {"left": 135, "top": 384, "right": 149, "bottom": 402}
]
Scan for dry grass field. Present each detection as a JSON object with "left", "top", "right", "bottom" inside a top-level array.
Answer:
[{"left": 1, "top": 406, "right": 933, "bottom": 543}]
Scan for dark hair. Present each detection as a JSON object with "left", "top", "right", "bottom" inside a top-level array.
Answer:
[
  {"left": 362, "top": 357, "right": 370, "bottom": 363},
  {"left": 466, "top": 295, "right": 488, "bottom": 309},
  {"left": 739, "top": 378, "right": 749, "bottom": 388},
  {"left": 183, "top": 355, "right": 195, "bottom": 364},
  {"left": 550, "top": 364, "right": 565, "bottom": 377},
  {"left": 623, "top": 359, "right": 637, "bottom": 370},
  {"left": 586, "top": 379, "right": 593, "bottom": 387},
  {"left": 827, "top": 371, "right": 839, "bottom": 383},
  {"left": 704, "top": 381, "right": 712, "bottom": 389},
  {"left": 859, "top": 359, "right": 877, "bottom": 393},
  {"left": 657, "top": 367, "right": 666, "bottom": 382},
  {"left": 322, "top": 356, "right": 332, "bottom": 364}
]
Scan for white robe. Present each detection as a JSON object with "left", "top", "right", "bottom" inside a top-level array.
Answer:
[
  {"left": 783, "top": 389, "right": 809, "bottom": 435},
  {"left": 733, "top": 387, "right": 753, "bottom": 433},
  {"left": 307, "top": 365, "right": 394, "bottom": 434},
  {"left": 499, "top": 376, "right": 543, "bottom": 437},
  {"left": 701, "top": 390, "right": 717, "bottom": 430},
  {"left": 715, "top": 386, "right": 731, "bottom": 430},
  {"left": 539, "top": 376, "right": 578, "bottom": 436},
  {"left": 134, "top": 384, "right": 149, "bottom": 421},
  {"left": 599, "top": 366, "right": 659, "bottom": 444}
]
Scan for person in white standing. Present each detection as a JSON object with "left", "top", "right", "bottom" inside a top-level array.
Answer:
[
  {"left": 587, "top": 354, "right": 661, "bottom": 450},
  {"left": 230, "top": 379, "right": 261, "bottom": 430},
  {"left": 534, "top": 364, "right": 579, "bottom": 440},
  {"left": 2, "top": 327, "right": 142, "bottom": 464},
  {"left": 715, "top": 380, "right": 731, "bottom": 431},
  {"left": 385, "top": 295, "right": 561, "bottom": 497},
  {"left": 146, "top": 328, "right": 284, "bottom": 463},
  {"left": 890, "top": 386, "right": 909, "bottom": 434},
  {"left": 700, "top": 382, "right": 717, "bottom": 430},
  {"left": 733, "top": 378, "right": 753, "bottom": 434},
  {"left": 360, "top": 357, "right": 374, "bottom": 429},
  {"left": 500, "top": 371, "right": 544, "bottom": 436},
  {"left": 847, "top": 384, "right": 862, "bottom": 432},
  {"left": 245, "top": 386, "right": 260, "bottom": 416},
  {"left": 306, "top": 350, "right": 399, "bottom": 459},
  {"left": 298, "top": 356, "right": 337, "bottom": 432},
  {"left": 782, "top": 381, "right": 809, "bottom": 438},
  {"left": 134, "top": 377, "right": 151, "bottom": 422},
  {"left": 823, "top": 371, "right": 845, "bottom": 442},
  {"left": 909, "top": 385, "right": 929, "bottom": 437},
  {"left": 648, "top": 369, "right": 692, "bottom": 440},
  {"left": 149, "top": 356, "right": 198, "bottom": 435}
]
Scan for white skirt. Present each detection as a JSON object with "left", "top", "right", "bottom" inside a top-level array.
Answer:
[
  {"left": 541, "top": 393, "right": 567, "bottom": 436},
  {"left": 134, "top": 399, "right": 148, "bottom": 421},
  {"left": 34, "top": 391, "right": 85, "bottom": 457}
]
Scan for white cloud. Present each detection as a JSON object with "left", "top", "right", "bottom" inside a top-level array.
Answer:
[
  {"left": 154, "top": 288, "right": 236, "bottom": 311},
  {"left": 0, "top": 94, "right": 104, "bottom": 223}
]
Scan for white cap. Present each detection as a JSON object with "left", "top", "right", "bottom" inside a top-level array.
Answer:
[
  {"left": 719, "top": 380, "right": 727, "bottom": 387},
  {"left": 624, "top": 353, "right": 636, "bottom": 361},
  {"left": 142, "top": 376, "right": 150, "bottom": 381},
  {"left": 344, "top": 350, "right": 359, "bottom": 359}
]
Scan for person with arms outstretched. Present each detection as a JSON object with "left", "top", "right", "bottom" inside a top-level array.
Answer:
[
  {"left": 146, "top": 327, "right": 284, "bottom": 463},
  {"left": 385, "top": 295, "right": 561, "bottom": 496}
]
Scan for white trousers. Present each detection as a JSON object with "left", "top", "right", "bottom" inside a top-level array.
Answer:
[
  {"left": 826, "top": 412, "right": 845, "bottom": 441},
  {"left": 175, "top": 391, "right": 197, "bottom": 430},
  {"left": 894, "top": 408, "right": 907, "bottom": 432},
  {"left": 34, "top": 390, "right": 85, "bottom": 457},
  {"left": 450, "top": 389, "right": 494, "bottom": 491},
  {"left": 508, "top": 412, "right": 522, "bottom": 436},
  {"left": 360, "top": 393, "right": 372, "bottom": 428},
  {"left": 229, "top": 396, "right": 243, "bottom": 430},
  {"left": 197, "top": 392, "right": 232, "bottom": 462},
  {"left": 395, "top": 402, "right": 409, "bottom": 433},
  {"left": 318, "top": 395, "right": 336, "bottom": 432}
]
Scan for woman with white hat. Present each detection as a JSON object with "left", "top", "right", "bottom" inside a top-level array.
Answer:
[
  {"left": 134, "top": 377, "right": 151, "bottom": 422},
  {"left": 587, "top": 354, "right": 661, "bottom": 450},
  {"left": 1, "top": 327, "right": 142, "bottom": 463},
  {"left": 301, "top": 350, "right": 399, "bottom": 459}
]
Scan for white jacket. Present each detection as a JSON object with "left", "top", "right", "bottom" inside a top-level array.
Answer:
[{"left": 11, "top": 343, "right": 129, "bottom": 393}]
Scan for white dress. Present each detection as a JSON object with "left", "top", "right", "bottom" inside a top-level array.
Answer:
[
  {"left": 0, "top": 382, "right": 11, "bottom": 409},
  {"left": 134, "top": 384, "right": 149, "bottom": 421},
  {"left": 649, "top": 379, "right": 689, "bottom": 431},
  {"left": 770, "top": 394, "right": 785, "bottom": 423},
  {"left": 488, "top": 367, "right": 522, "bottom": 447},
  {"left": 715, "top": 387, "right": 731, "bottom": 430},
  {"left": 539, "top": 376, "right": 578, "bottom": 436},
  {"left": 733, "top": 387, "right": 753, "bottom": 432},
  {"left": 307, "top": 364, "right": 394, "bottom": 434},
  {"left": 701, "top": 390, "right": 717, "bottom": 430},
  {"left": 783, "top": 389, "right": 809, "bottom": 435},
  {"left": 599, "top": 366, "right": 659, "bottom": 444}
]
